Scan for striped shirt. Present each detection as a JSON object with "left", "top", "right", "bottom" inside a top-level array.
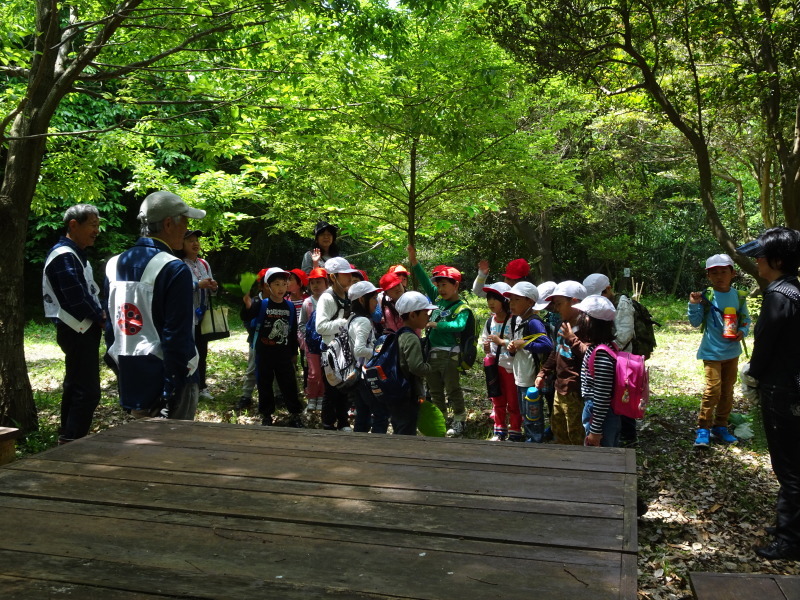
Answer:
[{"left": 581, "top": 344, "right": 617, "bottom": 435}]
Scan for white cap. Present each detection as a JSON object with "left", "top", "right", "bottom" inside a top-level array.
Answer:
[
  {"left": 574, "top": 295, "right": 616, "bottom": 321},
  {"left": 395, "top": 291, "right": 437, "bottom": 315},
  {"left": 534, "top": 281, "right": 557, "bottom": 310},
  {"left": 348, "top": 281, "right": 382, "bottom": 301},
  {"left": 706, "top": 254, "right": 734, "bottom": 269},
  {"left": 139, "top": 191, "right": 206, "bottom": 223},
  {"left": 582, "top": 273, "right": 610, "bottom": 296},
  {"left": 545, "top": 280, "right": 587, "bottom": 302},
  {"left": 482, "top": 282, "right": 512, "bottom": 296},
  {"left": 325, "top": 257, "right": 359, "bottom": 274},
  {"left": 263, "top": 267, "right": 289, "bottom": 283},
  {"left": 503, "top": 281, "right": 539, "bottom": 301}
]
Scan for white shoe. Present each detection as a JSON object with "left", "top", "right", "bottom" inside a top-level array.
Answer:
[
  {"left": 446, "top": 421, "right": 465, "bottom": 437},
  {"left": 305, "top": 398, "right": 316, "bottom": 412},
  {"left": 199, "top": 388, "right": 212, "bottom": 400},
  {"left": 489, "top": 434, "right": 504, "bottom": 442},
  {"left": 340, "top": 426, "right": 353, "bottom": 432}
]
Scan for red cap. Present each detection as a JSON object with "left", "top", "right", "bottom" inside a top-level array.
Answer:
[
  {"left": 289, "top": 268, "right": 309, "bottom": 288},
  {"left": 256, "top": 268, "right": 267, "bottom": 283},
  {"left": 379, "top": 271, "right": 403, "bottom": 291},
  {"left": 389, "top": 264, "right": 410, "bottom": 275},
  {"left": 502, "top": 258, "right": 530, "bottom": 280},
  {"left": 358, "top": 269, "right": 369, "bottom": 281},
  {"left": 308, "top": 267, "right": 328, "bottom": 280},
  {"left": 431, "top": 265, "right": 448, "bottom": 276},
  {"left": 432, "top": 266, "right": 462, "bottom": 283}
]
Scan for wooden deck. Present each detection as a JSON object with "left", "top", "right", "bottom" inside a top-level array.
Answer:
[
  {"left": 0, "top": 419, "right": 637, "bottom": 599},
  {"left": 690, "top": 572, "right": 800, "bottom": 600}
]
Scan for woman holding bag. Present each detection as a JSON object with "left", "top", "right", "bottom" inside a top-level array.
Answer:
[{"left": 181, "top": 230, "right": 218, "bottom": 400}]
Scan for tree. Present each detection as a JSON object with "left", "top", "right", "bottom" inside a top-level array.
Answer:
[{"left": 481, "top": 0, "right": 800, "bottom": 280}]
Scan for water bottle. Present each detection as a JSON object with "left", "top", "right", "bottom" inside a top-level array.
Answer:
[
  {"left": 722, "top": 307, "right": 738, "bottom": 339},
  {"left": 523, "top": 386, "right": 544, "bottom": 442}
]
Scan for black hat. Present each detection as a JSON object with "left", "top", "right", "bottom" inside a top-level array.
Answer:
[
  {"left": 184, "top": 230, "right": 204, "bottom": 239},
  {"left": 736, "top": 239, "right": 766, "bottom": 258},
  {"left": 314, "top": 221, "right": 338, "bottom": 237}
]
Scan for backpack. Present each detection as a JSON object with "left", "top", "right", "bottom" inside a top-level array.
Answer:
[
  {"left": 362, "top": 326, "right": 414, "bottom": 403},
  {"left": 587, "top": 343, "right": 649, "bottom": 419},
  {"left": 305, "top": 309, "right": 323, "bottom": 354},
  {"left": 628, "top": 298, "right": 660, "bottom": 359},
  {"left": 322, "top": 314, "right": 360, "bottom": 389},
  {"left": 423, "top": 299, "right": 478, "bottom": 372}
]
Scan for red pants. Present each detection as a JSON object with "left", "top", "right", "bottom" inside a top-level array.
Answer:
[{"left": 491, "top": 368, "right": 521, "bottom": 434}]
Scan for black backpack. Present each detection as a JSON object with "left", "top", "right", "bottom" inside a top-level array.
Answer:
[{"left": 628, "top": 298, "right": 660, "bottom": 359}]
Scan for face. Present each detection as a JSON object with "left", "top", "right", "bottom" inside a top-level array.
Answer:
[
  {"left": 385, "top": 284, "right": 405, "bottom": 302},
  {"left": 486, "top": 295, "right": 505, "bottom": 315},
  {"left": 601, "top": 286, "right": 614, "bottom": 300},
  {"left": 266, "top": 276, "right": 289, "bottom": 298},
  {"left": 332, "top": 272, "right": 353, "bottom": 291},
  {"left": 182, "top": 234, "right": 200, "bottom": 258},
  {"left": 548, "top": 295, "right": 576, "bottom": 320},
  {"left": 503, "top": 276, "right": 522, "bottom": 286},
  {"left": 316, "top": 230, "right": 334, "bottom": 250},
  {"left": 162, "top": 215, "right": 189, "bottom": 250},
  {"left": 755, "top": 256, "right": 783, "bottom": 282},
  {"left": 508, "top": 294, "right": 534, "bottom": 316},
  {"left": 68, "top": 214, "right": 100, "bottom": 249},
  {"left": 287, "top": 275, "right": 301, "bottom": 294},
  {"left": 706, "top": 266, "right": 734, "bottom": 291},
  {"left": 396, "top": 273, "right": 409, "bottom": 287},
  {"left": 309, "top": 278, "right": 328, "bottom": 296},
  {"left": 367, "top": 294, "right": 378, "bottom": 313},
  {"left": 434, "top": 278, "right": 459, "bottom": 300},
  {"left": 407, "top": 309, "right": 431, "bottom": 330}
]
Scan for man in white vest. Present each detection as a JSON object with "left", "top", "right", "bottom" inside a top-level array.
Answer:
[
  {"left": 104, "top": 191, "right": 205, "bottom": 419},
  {"left": 43, "top": 204, "right": 105, "bottom": 444}
]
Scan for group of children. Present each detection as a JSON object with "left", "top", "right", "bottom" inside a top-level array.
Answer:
[{"left": 233, "top": 220, "right": 752, "bottom": 447}]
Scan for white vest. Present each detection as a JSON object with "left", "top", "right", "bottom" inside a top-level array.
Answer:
[
  {"left": 105, "top": 251, "right": 198, "bottom": 376},
  {"left": 42, "top": 245, "right": 101, "bottom": 333}
]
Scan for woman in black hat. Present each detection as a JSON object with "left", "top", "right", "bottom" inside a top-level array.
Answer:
[
  {"left": 739, "top": 227, "right": 800, "bottom": 561},
  {"left": 301, "top": 221, "right": 340, "bottom": 273}
]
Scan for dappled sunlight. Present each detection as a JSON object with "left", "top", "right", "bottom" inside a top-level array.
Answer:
[{"left": 123, "top": 437, "right": 162, "bottom": 445}]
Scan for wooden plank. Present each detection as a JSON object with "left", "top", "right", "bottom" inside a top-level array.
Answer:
[
  {"left": 776, "top": 576, "right": 800, "bottom": 599},
  {"left": 91, "top": 419, "right": 634, "bottom": 473},
  {"left": 689, "top": 572, "right": 794, "bottom": 600},
  {"left": 25, "top": 438, "right": 630, "bottom": 506},
  {"left": 0, "top": 469, "right": 627, "bottom": 552},
  {"left": 0, "top": 574, "right": 176, "bottom": 599},
  {"left": 0, "top": 505, "right": 627, "bottom": 599},
  {"left": 5, "top": 457, "right": 624, "bottom": 519},
  {"left": 0, "top": 426, "right": 21, "bottom": 466}
]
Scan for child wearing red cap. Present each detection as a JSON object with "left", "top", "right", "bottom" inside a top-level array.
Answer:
[
  {"left": 300, "top": 268, "right": 329, "bottom": 411},
  {"left": 379, "top": 271, "right": 406, "bottom": 334},
  {"left": 471, "top": 258, "right": 531, "bottom": 297},
  {"left": 407, "top": 244, "right": 470, "bottom": 437}
]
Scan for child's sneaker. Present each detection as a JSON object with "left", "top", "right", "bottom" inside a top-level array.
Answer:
[
  {"left": 711, "top": 425, "right": 737, "bottom": 444},
  {"left": 490, "top": 428, "right": 507, "bottom": 442},
  {"left": 694, "top": 428, "right": 710, "bottom": 448},
  {"left": 446, "top": 420, "right": 465, "bottom": 437},
  {"left": 508, "top": 430, "right": 524, "bottom": 442}
]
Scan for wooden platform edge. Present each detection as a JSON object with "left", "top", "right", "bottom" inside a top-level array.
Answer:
[{"left": 0, "top": 427, "right": 22, "bottom": 466}]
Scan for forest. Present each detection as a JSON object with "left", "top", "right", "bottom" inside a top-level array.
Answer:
[{"left": 2, "top": 0, "right": 799, "bottom": 431}]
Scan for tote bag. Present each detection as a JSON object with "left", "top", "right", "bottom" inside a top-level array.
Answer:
[{"left": 200, "top": 296, "right": 230, "bottom": 341}]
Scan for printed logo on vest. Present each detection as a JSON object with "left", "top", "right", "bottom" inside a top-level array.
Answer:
[{"left": 117, "top": 303, "right": 143, "bottom": 335}]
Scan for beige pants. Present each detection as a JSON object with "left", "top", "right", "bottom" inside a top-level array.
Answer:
[
  {"left": 699, "top": 358, "right": 738, "bottom": 429},
  {"left": 551, "top": 390, "right": 585, "bottom": 445}
]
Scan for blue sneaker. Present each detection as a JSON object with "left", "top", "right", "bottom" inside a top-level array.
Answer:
[
  {"left": 694, "top": 428, "right": 710, "bottom": 448},
  {"left": 711, "top": 425, "right": 737, "bottom": 444}
]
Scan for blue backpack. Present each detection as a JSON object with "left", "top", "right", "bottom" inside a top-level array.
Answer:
[
  {"left": 363, "top": 327, "right": 414, "bottom": 403},
  {"left": 305, "top": 309, "right": 323, "bottom": 355}
]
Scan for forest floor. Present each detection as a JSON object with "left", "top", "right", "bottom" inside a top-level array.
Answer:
[{"left": 21, "top": 295, "right": 800, "bottom": 599}]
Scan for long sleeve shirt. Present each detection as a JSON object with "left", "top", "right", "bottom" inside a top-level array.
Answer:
[
  {"left": 510, "top": 312, "right": 554, "bottom": 387},
  {"left": 315, "top": 288, "right": 349, "bottom": 345},
  {"left": 688, "top": 287, "right": 751, "bottom": 361},
  {"left": 44, "top": 236, "right": 104, "bottom": 325},
  {"left": 581, "top": 345, "right": 617, "bottom": 435},
  {"left": 749, "top": 276, "right": 800, "bottom": 389},
  {"left": 411, "top": 262, "right": 469, "bottom": 350},
  {"left": 480, "top": 315, "right": 514, "bottom": 373},
  {"left": 537, "top": 322, "right": 589, "bottom": 394},
  {"left": 349, "top": 315, "right": 377, "bottom": 366},
  {"left": 399, "top": 329, "right": 432, "bottom": 398},
  {"left": 471, "top": 268, "right": 489, "bottom": 298}
]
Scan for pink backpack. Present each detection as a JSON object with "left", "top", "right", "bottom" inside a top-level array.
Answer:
[{"left": 587, "top": 343, "right": 648, "bottom": 419}]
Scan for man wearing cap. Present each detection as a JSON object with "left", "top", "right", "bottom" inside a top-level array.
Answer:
[
  {"left": 104, "top": 191, "right": 205, "bottom": 420},
  {"left": 43, "top": 204, "right": 105, "bottom": 444},
  {"left": 472, "top": 258, "right": 531, "bottom": 298}
]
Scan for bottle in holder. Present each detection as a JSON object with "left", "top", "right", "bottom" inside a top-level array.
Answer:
[
  {"left": 523, "top": 386, "right": 544, "bottom": 442},
  {"left": 722, "top": 306, "right": 738, "bottom": 339}
]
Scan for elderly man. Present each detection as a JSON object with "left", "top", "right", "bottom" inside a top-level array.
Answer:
[
  {"left": 43, "top": 204, "right": 105, "bottom": 444},
  {"left": 104, "top": 191, "right": 205, "bottom": 419}
]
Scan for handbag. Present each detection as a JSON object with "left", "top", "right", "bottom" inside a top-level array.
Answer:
[
  {"left": 200, "top": 296, "right": 230, "bottom": 341},
  {"left": 483, "top": 315, "right": 508, "bottom": 398}
]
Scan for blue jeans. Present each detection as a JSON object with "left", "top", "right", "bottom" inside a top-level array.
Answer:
[
  {"left": 354, "top": 380, "right": 389, "bottom": 434},
  {"left": 582, "top": 400, "right": 622, "bottom": 447},
  {"left": 517, "top": 386, "right": 544, "bottom": 443}
]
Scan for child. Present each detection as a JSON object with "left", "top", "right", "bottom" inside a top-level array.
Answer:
[
  {"left": 688, "top": 254, "right": 751, "bottom": 447},
  {"left": 407, "top": 244, "right": 469, "bottom": 437},
  {"left": 242, "top": 268, "right": 304, "bottom": 427},
  {"left": 288, "top": 268, "right": 310, "bottom": 388},
  {"left": 348, "top": 281, "right": 388, "bottom": 433},
  {"left": 388, "top": 264, "right": 410, "bottom": 288},
  {"left": 573, "top": 295, "right": 620, "bottom": 447},
  {"left": 315, "top": 256, "right": 360, "bottom": 431},
  {"left": 480, "top": 282, "right": 521, "bottom": 441},
  {"left": 534, "top": 281, "right": 589, "bottom": 445},
  {"left": 235, "top": 272, "right": 263, "bottom": 414},
  {"left": 472, "top": 258, "right": 531, "bottom": 297},
  {"left": 300, "top": 267, "right": 328, "bottom": 411},
  {"left": 394, "top": 291, "right": 437, "bottom": 435},
  {"left": 379, "top": 271, "right": 405, "bottom": 334},
  {"left": 503, "top": 282, "right": 554, "bottom": 442},
  {"left": 535, "top": 281, "right": 559, "bottom": 440}
]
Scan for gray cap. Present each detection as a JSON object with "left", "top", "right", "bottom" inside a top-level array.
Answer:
[{"left": 139, "top": 191, "right": 206, "bottom": 223}]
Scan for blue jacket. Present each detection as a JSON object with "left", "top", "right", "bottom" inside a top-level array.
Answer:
[
  {"left": 104, "top": 237, "right": 196, "bottom": 410},
  {"left": 688, "top": 287, "right": 750, "bottom": 361}
]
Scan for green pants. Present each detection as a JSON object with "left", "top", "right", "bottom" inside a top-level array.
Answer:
[{"left": 427, "top": 351, "right": 465, "bottom": 421}]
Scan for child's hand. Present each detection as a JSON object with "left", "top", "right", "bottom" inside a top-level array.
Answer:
[
  {"left": 560, "top": 321, "right": 574, "bottom": 341},
  {"left": 478, "top": 259, "right": 489, "bottom": 273},
  {"left": 689, "top": 291, "right": 703, "bottom": 304},
  {"left": 488, "top": 334, "right": 504, "bottom": 346},
  {"left": 507, "top": 338, "right": 522, "bottom": 352},
  {"left": 242, "top": 294, "right": 252, "bottom": 309},
  {"left": 406, "top": 244, "right": 417, "bottom": 265},
  {"left": 426, "top": 321, "right": 438, "bottom": 330},
  {"left": 734, "top": 331, "right": 744, "bottom": 342},
  {"left": 585, "top": 433, "right": 602, "bottom": 447}
]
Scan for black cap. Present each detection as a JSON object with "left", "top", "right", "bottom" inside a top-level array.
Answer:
[
  {"left": 314, "top": 221, "right": 338, "bottom": 237},
  {"left": 184, "top": 230, "right": 203, "bottom": 239},
  {"left": 735, "top": 239, "right": 766, "bottom": 258}
]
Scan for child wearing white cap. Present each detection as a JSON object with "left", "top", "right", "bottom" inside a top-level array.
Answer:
[
  {"left": 242, "top": 268, "right": 304, "bottom": 427},
  {"left": 687, "top": 254, "right": 751, "bottom": 448}
]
